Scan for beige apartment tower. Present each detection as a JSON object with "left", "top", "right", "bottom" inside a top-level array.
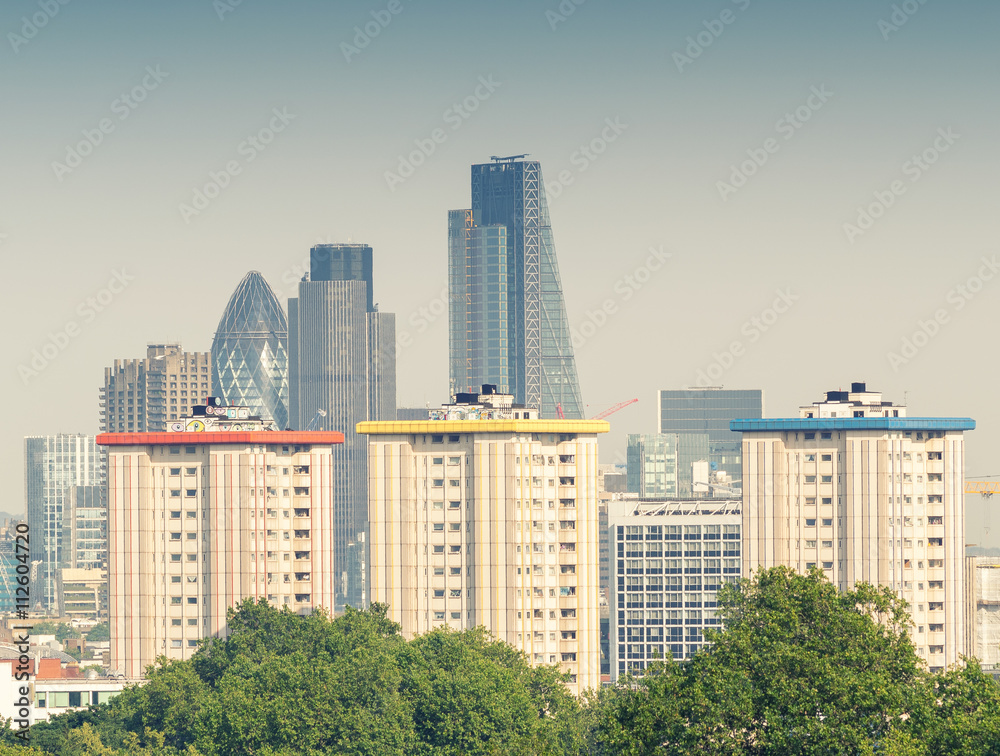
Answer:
[
  {"left": 98, "top": 401, "right": 344, "bottom": 678},
  {"left": 359, "top": 388, "right": 608, "bottom": 695},
  {"left": 734, "top": 382, "right": 974, "bottom": 671}
]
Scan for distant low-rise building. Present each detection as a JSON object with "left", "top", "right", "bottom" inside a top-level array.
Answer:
[{"left": 57, "top": 568, "right": 106, "bottom": 622}]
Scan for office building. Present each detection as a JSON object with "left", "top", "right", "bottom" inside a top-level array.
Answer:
[
  {"left": 100, "top": 344, "right": 211, "bottom": 432},
  {"left": 735, "top": 382, "right": 973, "bottom": 670},
  {"left": 360, "top": 387, "right": 608, "bottom": 694},
  {"left": 449, "top": 156, "right": 584, "bottom": 419},
  {"left": 626, "top": 433, "right": 715, "bottom": 499},
  {"left": 24, "top": 435, "right": 103, "bottom": 610},
  {"left": 288, "top": 243, "right": 396, "bottom": 609},
  {"left": 0, "top": 521, "right": 24, "bottom": 614},
  {"left": 61, "top": 485, "right": 106, "bottom": 571},
  {"left": 609, "top": 498, "right": 741, "bottom": 680},
  {"left": 212, "top": 271, "right": 290, "bottom": 429},
  {"left": 626, "top": 434, "right": 677, "bottom": 498},
  {"left": 658, "top": 388, "right": 763, "bottom": 485},
  {"left": 98, "top": 399, "right": 345, "bottom": 678}
]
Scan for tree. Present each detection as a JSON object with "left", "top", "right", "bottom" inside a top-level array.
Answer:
[
  {"left": 593, "top": 567, "right": 929, "bottom": 755},
  {"left": 86, "top": 623, "right": 110, "bottom": 642},
  {"left": 30, "top": 622, "right": 80, "bottom": 643},
  {"left": 918, "top": 660, "right": 1000, "bottom": 755},
  {"left": 400, "top": 626, "right": 582, "bottom": 755}
]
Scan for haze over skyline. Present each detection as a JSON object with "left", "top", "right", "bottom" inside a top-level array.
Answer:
[{"left": 3, "top": 0, "right": 999, "bottom": 543}]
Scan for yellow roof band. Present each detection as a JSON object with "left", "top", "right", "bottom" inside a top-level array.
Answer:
[{"left": 357, "top": 420, "right": 610, "bottom": 435}]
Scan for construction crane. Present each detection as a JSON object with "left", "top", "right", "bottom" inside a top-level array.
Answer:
[
  {"left": 966, "top": 480, "right": 1000, "bottom": 498},
  {"left": 966, "top": 478, "right": 999, "bottom": 538},
  {"left": 306, "top": 408, "right": 327, "bottom": 431},
  {"left": 590, "top": 398, "right": 638, "bottom": 421}
]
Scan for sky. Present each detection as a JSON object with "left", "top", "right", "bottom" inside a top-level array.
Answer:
[{"left": 3, "top": 0, "right": 999, "bottom": 542}]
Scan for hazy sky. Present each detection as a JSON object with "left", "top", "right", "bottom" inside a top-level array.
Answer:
[{"left": 3, "top": 1, "right": 999, "bottom": 542}]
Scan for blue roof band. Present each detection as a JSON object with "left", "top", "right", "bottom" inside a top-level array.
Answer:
[{"left": 730, "top": 418, "right": 975, "bottom": 432}]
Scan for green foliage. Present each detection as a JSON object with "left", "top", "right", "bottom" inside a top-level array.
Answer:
[
  {"left": 30, "top": 622, "right": 81, "bottom": 643},
  {"left": 85, "top": 623, "right": 109, "bottom": 642},
  {"left": 31, "top": 600, "right": 578, "bottom": 755},
  {"left": 21, "top": 572, "right": 1000, "bottom": 755},
  {"left": 591, "top": 567, "right": 1000, "bottom": 756}
]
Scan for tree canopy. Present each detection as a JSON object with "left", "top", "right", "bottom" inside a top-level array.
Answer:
[
  {"left": 27, "top": 601, "right": 582, "bottom": 755},
  {"left": 21, "top": 568, "right": 1000, "bottom": 755},
  {"left": 591, "top": 567, "right": 1000, "bottom": 755}
]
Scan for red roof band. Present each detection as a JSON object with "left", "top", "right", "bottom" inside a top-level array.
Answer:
[{"left": 96, "top": 431, "right": 345, "bottom": 446}]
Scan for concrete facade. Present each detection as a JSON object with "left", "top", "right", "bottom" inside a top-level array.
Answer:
[
  {"left": 98, "top": 412, "right": 344, "bottom": 678},
  {"left": 736, "top": 383, "right": 974, "bottom": 671},
  {"left": 360, "top": 393, "right": 607, "bottom": 695}
]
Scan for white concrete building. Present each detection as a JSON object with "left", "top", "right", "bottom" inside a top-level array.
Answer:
[
  {"left": 98, "top": 399, "right": 344, "bottom": 678},
  {"left": 972, "top": 556, "right": 1000, "bottom": 666},
  {"left": 359, "top": 388, "right": 608, "bottom": 694},
  {"left": 608, "top": 498, "right": 741, "bottom": 681},
  {"left": 735, "top": 382, "right": 974, "bottom": 671}
]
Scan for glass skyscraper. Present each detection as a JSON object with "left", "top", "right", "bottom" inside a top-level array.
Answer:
[
  {"left": 658, "top": 389, "right": 763, "bottom": 484},
  {"left": 24, "top": 434, "right": 103, "bottom": 610},
  {"left": 212, "top": 271, "right": 289, "bottom": 429},
  {"left": 449, "top": 157, "right": 584, "bottom": 418},
  {"left": 288, "top": 244, "right": 396, "bottom": 609}
]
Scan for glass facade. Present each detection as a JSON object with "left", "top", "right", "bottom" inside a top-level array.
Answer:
[
  {"left": 626, "top": 435, "right": 678, "bottom": 498},
  {"left": 63, "top": 485, "right": 107, "bottom": 570},
  {"left": 610, "top": 514, "right": 741, "bottom": 679},
  {"left": 449, "top": 158, "right": 584, "bottom": 418},
  {"left": 658, "top": 389, "right": 763, "bottom": 482},
  {"left": 212, "top": 271, "right": 289, "bottom": 429},
  {"left": 287, "top": 245, "right": 396, "bottom": 609},
  {"left": 24, "top": 435, "right": 103, "bottom": 609},
  {"left": 627, "top": 433, "right": 712, "bottom": 498}
]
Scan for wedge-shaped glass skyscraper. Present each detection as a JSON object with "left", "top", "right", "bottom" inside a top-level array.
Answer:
[
  {"left": 212, "top": 271, "right": 289, "bottom": 428},
  {"left": 449, "top": 156, "right": 584, "bottom": 418}
]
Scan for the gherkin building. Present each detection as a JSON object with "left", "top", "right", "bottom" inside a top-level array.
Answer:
[{"left": 212, "top": 271, "right": 289, "bottom": 428}]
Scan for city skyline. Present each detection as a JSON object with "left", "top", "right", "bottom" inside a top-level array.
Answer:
[{"left": 4, "top": 1, "right": 999, "bottom": 548}]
